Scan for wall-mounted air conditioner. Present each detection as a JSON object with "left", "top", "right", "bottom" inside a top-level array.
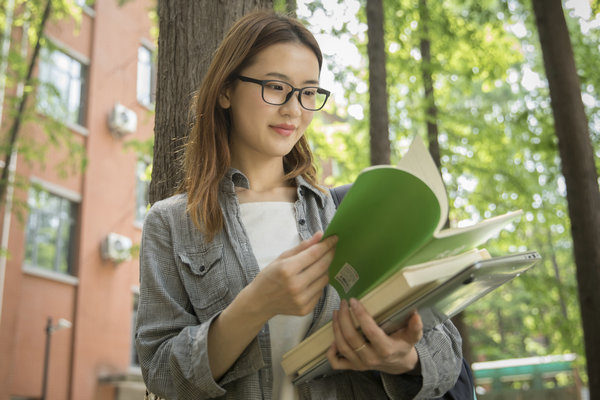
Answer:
[
  {"left": 101, "top": 232, "right": 133, "bottom": 263},
  {"left": 108, "top": 103, "right": 137, "bottom": 137}
]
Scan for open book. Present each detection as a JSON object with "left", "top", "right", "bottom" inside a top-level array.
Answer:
[
  {"left": 281, "top": 136, "right": 536, "bottom": 380},
  {"left": 323, "top": 136, "right": 522, "bottom": 300},
  {"left": 288, "top": 251, "right": 540, "bottom": 384}
]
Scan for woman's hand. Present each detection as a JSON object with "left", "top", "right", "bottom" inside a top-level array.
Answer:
[
  {"left": 326, "top": 298, "right": 423, "bottom": 375},
  {"left": 247, "top": 231, "right": 337, "bottom": 320},
  {"left": 208, "top": 231, "right": 336, "bottom": 380}
]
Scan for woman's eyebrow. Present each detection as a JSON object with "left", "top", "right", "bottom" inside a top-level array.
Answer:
[{"left": 265, "top": 72, "right": 319, "bottom": 85}]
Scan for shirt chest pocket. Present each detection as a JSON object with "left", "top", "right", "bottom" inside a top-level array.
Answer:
[{"left": 177, "top": 244, "right": 230, "bottom": 316}]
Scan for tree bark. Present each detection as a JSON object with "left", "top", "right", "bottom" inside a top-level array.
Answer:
[
  {"left": 286, "top": 0, "right": 297, "bottom": 18},
  {"left": 531, "top": 0, "right": 600, "bottom": 396},
  {"left": 151, "top": 0, "right": 274, "bottom": 203},
  {"left": 418, "top": 0, "right": 441, "bottom": 171},
  {"left": 545, "top": 230, "right": 569, "bottom": 319},
  {"left": 418, "top": 0, "right": 474, "bottom": 365},
  {"left": 366, "top": 0, "right": 391, "bottom": 165}
]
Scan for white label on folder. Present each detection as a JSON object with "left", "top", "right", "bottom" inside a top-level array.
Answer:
[{"left": 335, "top": 263, "right": 359, "bottom": 293}]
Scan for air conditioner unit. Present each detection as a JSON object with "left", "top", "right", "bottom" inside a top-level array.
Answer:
[
  {"left": 101, "top": 232, "right": 133, "bottom": 263},
  {"left": 108, "top": 103, "right": 137, "bottom": 137}
]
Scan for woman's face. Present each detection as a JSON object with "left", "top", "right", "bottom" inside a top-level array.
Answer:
[{"left": 220, "top": 42, "right": 320, "bottom": 168}]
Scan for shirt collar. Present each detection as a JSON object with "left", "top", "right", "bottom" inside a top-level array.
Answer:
[
  {"left": 220, "top": 168, "right": 327, "bottom": 207},
  {"left": 295, "top": 174, "right": 327, "bottom": 208}
]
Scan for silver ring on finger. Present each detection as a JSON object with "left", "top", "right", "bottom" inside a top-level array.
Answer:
[{"left": 353, "top": 343, "right": 368, "bottom": 352}]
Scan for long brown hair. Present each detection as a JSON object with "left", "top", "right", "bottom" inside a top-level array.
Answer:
[{"left": 179, "top": 11, "right": 324, "bottom": 240}]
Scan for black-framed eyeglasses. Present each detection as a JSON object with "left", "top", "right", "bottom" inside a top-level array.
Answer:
[{"left": 237, "top": 75, "right": 330, "bottom": 111}]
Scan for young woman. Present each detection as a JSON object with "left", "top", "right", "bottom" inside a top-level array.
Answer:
[{"left": 136, "top": 11, "right": 462, "bottom": 400}]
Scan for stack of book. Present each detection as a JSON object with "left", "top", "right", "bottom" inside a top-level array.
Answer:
[{"left": 282, "top": 136, "right": 540, "bottom": 384}]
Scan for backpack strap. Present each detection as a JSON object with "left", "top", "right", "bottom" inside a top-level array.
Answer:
[{"left": 328, "top": 184, "right": 353, "bottom": 208}]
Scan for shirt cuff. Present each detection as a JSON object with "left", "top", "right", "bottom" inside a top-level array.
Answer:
[{"left": 188, "top": 313, "right": 266, "bottom": 395}]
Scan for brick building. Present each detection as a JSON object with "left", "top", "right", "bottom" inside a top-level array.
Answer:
[{"left": 0, "top": 1, "right": 155, "bottom": 399}]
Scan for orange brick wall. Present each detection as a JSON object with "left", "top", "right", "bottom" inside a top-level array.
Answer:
[{"left": 0, "top": 1, "right": 155, "bottom": 399}]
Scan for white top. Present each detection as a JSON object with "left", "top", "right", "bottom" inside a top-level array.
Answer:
[{"left": 240, "top": 202, "right": 313, "bottom": 400}]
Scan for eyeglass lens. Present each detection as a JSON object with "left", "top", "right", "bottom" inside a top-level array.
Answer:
[{"left": 262, "top": 81, "right": 328, "bottom": 110}]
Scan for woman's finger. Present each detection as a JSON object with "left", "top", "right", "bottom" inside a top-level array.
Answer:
[
  {"left": 328, "top": 310, "right": 365, "bottom": 370},
  {"left": 334, "top": 300, "right": 373, "bottom": 364},
  {"left": 278, "top": 231, "right": 324, "bottom": 259},
  {"left": 399, "top": 312, "right": 424, "bottom": 344},
  {"left": 348, "top": 298, "right": 400, "bottom": 357}
]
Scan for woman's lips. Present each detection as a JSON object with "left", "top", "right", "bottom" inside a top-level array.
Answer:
[{"left": 270, "top": 124, "right": 296, "bottom": 136}]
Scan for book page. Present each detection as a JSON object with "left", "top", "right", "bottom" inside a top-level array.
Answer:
[
  {"left": 325, "top": 167, "right": 441, "bottom": 300},
  {"left": 405, "top": 210, "right": 522, "bottom": 265},
  {"left": 395, "top": 136, "right": 448, "bottom": 233},
  {"left": 402, "top": 248, "right": 490, "bottom": 287}
]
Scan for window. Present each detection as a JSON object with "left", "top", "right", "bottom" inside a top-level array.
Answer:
[
  {"left": 135, "top": 160, "right": 150, "bottom": 224},
  {"left": 137, "top": 46, "right": 156, "bottom": 107},
  {"left": 131, "top": 292, "right": 139, "bottom": 366},
  {"left": 37, "top": 47, "right": 87, "bottom": 126},
  {"left": 75, "top": 0, "right": 94, "bottom": 7},
  {"left": 24, "top": 186, "right": 77, "bottom": 275}
]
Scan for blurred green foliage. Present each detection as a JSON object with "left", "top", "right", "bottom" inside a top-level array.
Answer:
[{"left": 301, "top": 0, "right": 599, "bottom": 381}]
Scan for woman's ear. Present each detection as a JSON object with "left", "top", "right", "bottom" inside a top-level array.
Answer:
[{"left": 219, "top": 86, "right": 231, "bottom": 109}]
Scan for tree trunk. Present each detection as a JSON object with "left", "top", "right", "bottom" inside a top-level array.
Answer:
[
  {"left": 418, "top": 0, "right": 441, "bottom": 171},
  {"left": 418, "top": 0, "right": 474, "bottom": 365},
  {"left": 286, "top": 0, "right": 297, "bottom": 18},
  {"left": 545, "top": 229, "right": 569, "bottom": 319},
  {"left": 366, "top": 0, "right": 390, "bottom": 165},
  {"left": 151, "top": 0, "right": 274, "bottom": 203},
  {"left": 531, "top": 0, "right": 600, "bottom": 397}
]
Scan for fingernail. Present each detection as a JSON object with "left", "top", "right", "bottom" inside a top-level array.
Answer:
[{"left": 350, "top": 298, "right": 358, "bottom": 308}]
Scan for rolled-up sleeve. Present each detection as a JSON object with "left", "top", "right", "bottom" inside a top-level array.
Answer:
[
  {"left": 380, "top": 320, "right": 463, "bottom": 399},
  {"left": 135, "top": 203, "right": 267, "bottom": 399},
  {"left": 135, "top": 204, "right": 225, "bottom": 398}
]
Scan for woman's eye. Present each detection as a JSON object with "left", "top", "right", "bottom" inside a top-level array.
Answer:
[
  {"left": 266, "top": 82, "right": 285, "bottom": 91},
  {"left": 302, "top": 88, "right": 317, "bottom": 97}
]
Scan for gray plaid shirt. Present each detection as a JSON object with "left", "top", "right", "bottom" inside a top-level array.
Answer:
[{"left": 135, "top": 169, "right": 462, "bottom": 400}]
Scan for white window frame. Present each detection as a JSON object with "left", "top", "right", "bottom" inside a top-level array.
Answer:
[
  {"left": 37, "top": 37, "right": 89, "bottom": 132},
  {"left": 136, "top": 41, "right": 156, "bottom": 108},
  {"left": 134, "top": 158, "right": 151, "bottom": 226},
  {"left": 23, "top": 178, "right": 80, "bottom": 277},
  {"left": 75, "top": 0, "right": 96, "bottom": 17}
]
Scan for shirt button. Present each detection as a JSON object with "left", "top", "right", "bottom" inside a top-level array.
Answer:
[
  {"left": 199, "top": 265, "right": 206, "bottom": 273},
  {"left": 298, "top": 219, "right": 306, "bottom": 225}
]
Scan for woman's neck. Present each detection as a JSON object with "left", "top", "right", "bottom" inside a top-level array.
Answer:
[
  {"left": 232, "top": 157, "right": 297, "bottom": 203},
  {"left": 236, "top": 185, "right": 297, "bottom": 203}
]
